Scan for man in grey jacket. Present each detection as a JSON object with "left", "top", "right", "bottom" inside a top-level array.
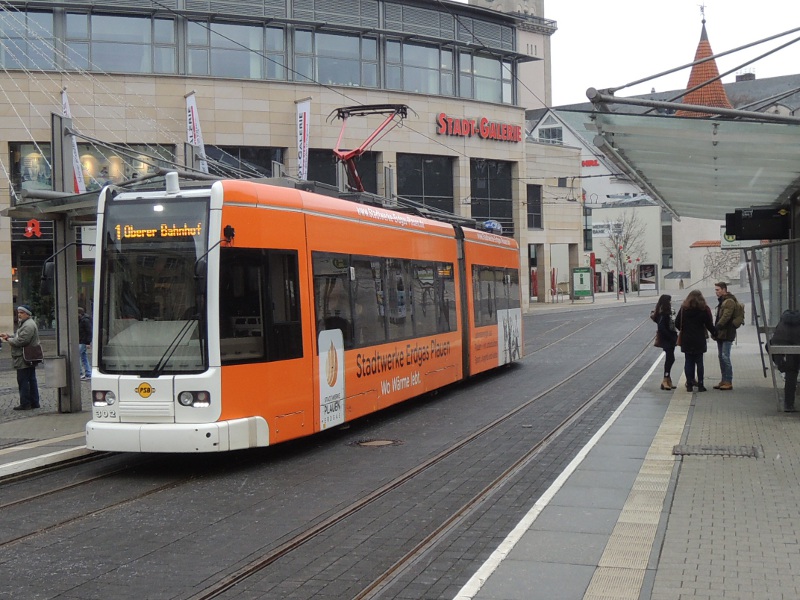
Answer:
[{"left": 1, "top": 305, "right": 41, "bottom": 410}]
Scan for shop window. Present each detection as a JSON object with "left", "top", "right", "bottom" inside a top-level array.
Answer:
[
  {"left": 8, "top": 142, "right": 175, "bottom": 195},
  {"left": 471, "top": 159, "right": 514, "bottom": 235},
  {"left": 396, "top": 154, "right": 454, "bottom": 213},
  {"left": 204, "top": 146, "right": 284, "bottom": 178},
  {"left": 307, "top": 150, "right": 378, "bottom": 194}
]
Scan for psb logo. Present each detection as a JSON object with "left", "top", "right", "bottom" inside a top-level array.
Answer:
[{"left": 135, "top": 383, "right": 156, "bottom": 398}]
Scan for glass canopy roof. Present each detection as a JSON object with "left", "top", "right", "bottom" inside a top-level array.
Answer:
[{"left": 590, "top": 112, "right": 800, "bottom": 220}]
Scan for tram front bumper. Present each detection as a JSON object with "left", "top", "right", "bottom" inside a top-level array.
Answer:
[{"left": 85, "top": 417, "right": 269, "bottom": 453}]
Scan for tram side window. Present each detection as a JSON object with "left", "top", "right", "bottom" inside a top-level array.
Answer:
[
  {"left": 219, "top": 248, "right": 302, "bottom": 363},
  {"left": 473, "top": 265, "right": 507, "bottom": 326},
  {"left": 412, "top": 262, "right": 438, "bottom": 337},
  {"left": 219, "top": 250, "right": 266, "bottom": 362},
  {"left": 437, "top": 262, "right": 457, "bottom": 333},
  {"left": 265, "top": 251, "right": 303, "bottom": 360},
  {"left": 386, "top": 258, "right": 412, "bottom": 341},
  {"left": 313, "top": 252, "right": 354, "bottom": 348},
  {"left": 352, "top": 257, "right": 386, "bottom": 346},
  {"left": 507, "top": 268, "right": 520, "bottom": 309}
]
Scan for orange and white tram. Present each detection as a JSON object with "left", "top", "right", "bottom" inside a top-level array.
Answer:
[{"left": 85, "top": 174, "right": 522, "bottom": 452}]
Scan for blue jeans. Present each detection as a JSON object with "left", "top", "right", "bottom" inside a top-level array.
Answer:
[
  {"left": 17, "top": 366, "right": 40, "bottom": 408},
  {"left": 79, "top": 343, "right": 91, "bottom": 378},
  {"left": 717, "top": 340, "right": 733, "bottom": 383},
  {"left": 684, "top": 352, "right": 705, "bottom": 385}
]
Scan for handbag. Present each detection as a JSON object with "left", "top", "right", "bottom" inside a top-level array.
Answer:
[
  {"left": 676, "top": 331, "right": 682, "bottom": 347},
  {"left": 22, "top": 343, "right": 44, "bottom": 365},
  {"left": 653, "top": 332, "right": 662, "bottom": 348}
]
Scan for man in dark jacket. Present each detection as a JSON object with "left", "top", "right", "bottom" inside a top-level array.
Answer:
[
  {"left": 770, "top": 310, "right": 800, "bottom": 412},
  {"left": 713, "top": 282, "right": 737, "bottom": 390},
  {"left": 78, "top": 307, "right": 92, "bottom": 380}
]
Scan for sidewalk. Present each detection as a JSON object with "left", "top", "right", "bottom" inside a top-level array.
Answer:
[
  {"left": 458, "top": 325, "right": 799, "bottom": 600},
  {"left": 4, "top": 297, "right": 796, "bottom": 600},
  {"left": 0, "top": 331, "right": 93, "bottom": 478}
]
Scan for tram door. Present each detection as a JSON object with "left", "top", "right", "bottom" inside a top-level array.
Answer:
[{"left": 218, "top": 247, "right": 312, "bottom": 444}]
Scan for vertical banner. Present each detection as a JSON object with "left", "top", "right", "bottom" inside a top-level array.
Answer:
[
  {"left": 296, "top": 98, "right": 311, "bottom": 180},
  {"left": 61, "top": 89, "right": 86, "bottom": 193},
  {"left": 185, "top": 91, "right": 209, "bottom": 174}
]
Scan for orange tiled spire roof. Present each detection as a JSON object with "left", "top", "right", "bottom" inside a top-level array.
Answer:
[{"left": 675, "top": 19, "right": 733, "bottom": 117}]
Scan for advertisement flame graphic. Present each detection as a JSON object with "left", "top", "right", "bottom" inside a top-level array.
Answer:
[{"left": 325, "top": 341, "right": 338, "bottom": 387}]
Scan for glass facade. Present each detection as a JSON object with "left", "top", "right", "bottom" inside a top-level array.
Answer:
[
  {"left": 396, "top": 154, "right": 454, "bottom": 213},
  {"left": 66, "top": 13, "right": 176, "bottom": 74},
  {"left": 471, "top": 159, "right": 514, "bottom": 235},
  {"left": 1, "top": 6, "right": 515, "bottom": 104},
  {"left": 0, "top": 11, "right": 55, "bottom": 69}
]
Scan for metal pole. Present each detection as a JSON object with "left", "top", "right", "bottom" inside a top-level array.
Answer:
[{"left": 51, "top": 112, "right": 83, "bottom": 412}]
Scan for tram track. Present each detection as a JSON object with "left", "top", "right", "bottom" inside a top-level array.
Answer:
[
  {"left": 186, "top": 316, "right": 654, "bottom": 600},
  {"left": 1, "top": 311, "right": 654, "bottom": 599}
]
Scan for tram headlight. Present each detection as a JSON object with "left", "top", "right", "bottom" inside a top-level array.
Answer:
[
  {"left": 177, "top": 391, "right": 210, "bottom": 408},
  {"left": 93, "top": 390, "right": 115, "bottom": 406}
]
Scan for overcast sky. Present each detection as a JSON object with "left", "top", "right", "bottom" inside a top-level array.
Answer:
[{"left": 546, "top": 1, "right": 800, "bottom": 106}]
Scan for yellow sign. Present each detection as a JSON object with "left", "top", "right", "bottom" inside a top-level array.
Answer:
[
  {"left": 114, "top": 223, "right": 203, "bottom": 240},
  {"left": 135, "top": 383, "right": 155, "bottom": 398}
]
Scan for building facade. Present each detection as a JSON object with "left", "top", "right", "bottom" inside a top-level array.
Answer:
[{"left": 0, "top": 0, "right": 587, "bottom": 330}]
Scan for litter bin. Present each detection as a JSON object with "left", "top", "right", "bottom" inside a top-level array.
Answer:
[{"left": 44, "top": 356, "right": 67, "bottom": 389}]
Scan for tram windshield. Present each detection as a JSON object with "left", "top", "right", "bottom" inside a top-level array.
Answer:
[{"left": 98, "top": 198, "right": 210, "bottom": 375}]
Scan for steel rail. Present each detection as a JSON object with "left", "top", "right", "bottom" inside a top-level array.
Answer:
[{"left": 187, "top": 316, "right": 653, "bottom": 600}]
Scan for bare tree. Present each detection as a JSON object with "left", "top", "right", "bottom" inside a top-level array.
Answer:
[{"left": 599, "top": 210, "right": 649, "bottom": 264}]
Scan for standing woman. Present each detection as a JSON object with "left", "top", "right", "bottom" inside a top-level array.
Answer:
[
  {"left": 654, "top": 294, "right": 679, "bottom": 390},
  {"left": 0, "top": 305, "right": 41, "bottom": 410},
  {"left": 674, "top": 290, "right": 716, "bottom": 392}
]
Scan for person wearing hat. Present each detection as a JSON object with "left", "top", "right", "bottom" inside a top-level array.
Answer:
[{"left": 0, "top": 305, "right": 41, "bottom": 410}]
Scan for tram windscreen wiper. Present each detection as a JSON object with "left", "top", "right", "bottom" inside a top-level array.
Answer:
[{"left": 144, "top": 318, "right": 198, "bottom": 378}]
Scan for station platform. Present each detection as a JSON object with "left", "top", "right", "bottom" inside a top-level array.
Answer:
[{"left": 2, "top": 292, "right": 797, "bottom": 600}]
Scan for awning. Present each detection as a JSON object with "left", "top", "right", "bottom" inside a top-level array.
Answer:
[{"left": 590, "top": 111, "right": 800, "bottom": 220}]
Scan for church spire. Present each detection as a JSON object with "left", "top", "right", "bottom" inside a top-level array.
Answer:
[{"left": 675, "top": 9, "right": 733, "bottom": 117}]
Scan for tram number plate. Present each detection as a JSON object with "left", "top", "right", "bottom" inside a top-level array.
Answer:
[{"left": 94, "top": 409, "right": 117, "bottom": 419}]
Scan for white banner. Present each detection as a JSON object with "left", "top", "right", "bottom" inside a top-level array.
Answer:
[
  {"left": 185, "top": 91, "right": 209, "bottom": 174},
  {"left": 61, "top": 89, "right": 86, "bottom": 193},
  {"left": 296, "top": 98, "right": 311, "bottom": 180}
]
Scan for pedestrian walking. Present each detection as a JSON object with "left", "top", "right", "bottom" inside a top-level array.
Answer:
[
  {"left": 78, "top": 306, "right": 92, "bottom": 380},
  {"left": 652, "top": 294, "right": 679, "bottom": 390},
  {"left": 769, "top": 309, "right": 800, "bottom": 412},
  {"left": 0, "top": 305, "right": 42, "bottom": 410},
  {"left": 712, "top": 281, "right": 737, "bottom": 390},
  {"left": 675, "top": 290, "right": 716, "bottom": 393}
]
